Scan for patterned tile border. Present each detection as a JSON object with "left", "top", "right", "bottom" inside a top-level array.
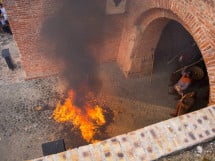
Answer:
[{"left": 29, "top": 105, "right": 215, "bottom": 161}]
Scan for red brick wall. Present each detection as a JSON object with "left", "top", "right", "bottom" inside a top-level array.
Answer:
[
  {"left": 117, "top": 0, "right": 215, "bottom": 103},
  {"left": 3, "top": 0, "right": 215, "bottom": 103},
  {"left": 4, "top": 0, "right": 60, "bottom": 78},
  {"left": 4, "top": 0, "right": 124, "bottom": 78}
]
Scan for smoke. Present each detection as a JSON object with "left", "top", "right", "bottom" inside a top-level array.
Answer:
[{"left": 42, "top": 0, "right": 105, "bottom": 106}]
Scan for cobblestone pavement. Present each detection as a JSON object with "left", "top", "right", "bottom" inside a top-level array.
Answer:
[
  {"left": 157, "top": 140, "right": 215, "bottom": 161},
  {"left": 0, "top": 33, "right": 25, "bottom": 85},
  {"left": 0, "top": 75, "right": 176, "bottom": 161},
  {"left": 0, "top": 76, "right": 66, "bottom": 161},
  {"left": 0, "top": 33, "right": 214, "bottom": 161}
]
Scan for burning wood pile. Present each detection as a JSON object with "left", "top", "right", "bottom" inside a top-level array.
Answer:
[{"left": 52, "top": 90, "right": 107, "bottom": 143}]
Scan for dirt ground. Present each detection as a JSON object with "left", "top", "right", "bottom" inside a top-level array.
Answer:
[{"left": 0, "top": 33, "right": 214, "bottom": 161}]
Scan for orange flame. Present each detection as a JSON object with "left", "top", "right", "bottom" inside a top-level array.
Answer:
[{"left": 52, "top": 90, "right": 106, "bottom": 143}]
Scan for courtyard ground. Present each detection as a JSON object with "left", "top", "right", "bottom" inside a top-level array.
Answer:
[{"left": 0, "top": 33, "right": 214, "bottom": 161}]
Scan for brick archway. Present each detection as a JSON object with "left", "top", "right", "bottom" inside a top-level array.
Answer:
[
  {"left": 117, "top": 1, "right": 215, "bottom": 104},
  {"left": 120, "top": 9, "right": 181, "bottom": 76}
]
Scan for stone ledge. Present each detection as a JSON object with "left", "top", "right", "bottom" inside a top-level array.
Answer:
[{"left": 29, "top": 105, "right": 215, "bottom": 161}]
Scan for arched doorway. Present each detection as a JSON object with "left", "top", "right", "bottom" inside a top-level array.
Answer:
[
  {"left": 116, "top": 10, "right": 211, "bottom": 116},
  {"left": 117, "top": 6, "right": 215, "bottom": 104},
  {"left": 117, "top": 6, "right": 213, "bottom": 110},
  {"left": 154, "top": 20, "right": 209, "bottom": 112}
]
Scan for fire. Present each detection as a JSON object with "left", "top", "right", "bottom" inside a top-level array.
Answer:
[{"left": 52, "top": 90, "right": 106, "bottom": 143}]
